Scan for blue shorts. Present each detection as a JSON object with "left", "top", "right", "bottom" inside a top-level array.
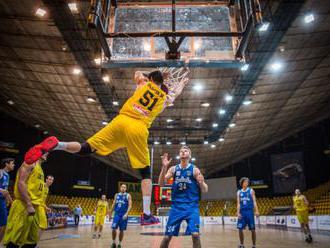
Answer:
[
  {"left": 112, "top": 213, "right": 128, "bottom": 231},
  {"left": 237, "top": 210, "right": 255, "bottom": 230},
  {"left": 165, "top": 203, "right": 200, "bottom": 236},
  {"left": 0, "top": 198, "right": 7, "bottom": 226}
]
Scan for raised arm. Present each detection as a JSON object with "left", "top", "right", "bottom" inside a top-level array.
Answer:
[
  {"left": 303, "top": 195, "right": 309, "bottom": 207},
  {"left": 134, "top": 71, "right": 148, "bottom": 87},
  {"left": 123, "top": 194, "right": 132, "bottom": 219},
  {"left": 251, "top": 189, "right": 260, "bottom": 216},
  {"left": 158, "top": 153, "right": 174, "bottom": 186},
  {"left": 193, "top": 167, "right": 208, "bottom": 193},
  {"left": 17, "top": 162, "right": 36, "bottom": 214}
]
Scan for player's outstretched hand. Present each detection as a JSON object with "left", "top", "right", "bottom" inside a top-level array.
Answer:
[
  {"left": 161, "top": 153, "right": 172, "bottom": 169},
  {"left": 197, "top": 173, "right": 205, "bottom": 185}
]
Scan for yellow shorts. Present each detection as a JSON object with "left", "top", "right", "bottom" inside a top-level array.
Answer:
[
  {"left": 87, "top": 114, "right": 150, "bottom": 169},
  {"left": 297, "top": 210, "right": 309, "bottom": 224},
  {"left": 3, "top": 200, "right": 47, "bottom": 246},
  {"left": 95, "top": 214, "right": 106, "bottom": 226}
]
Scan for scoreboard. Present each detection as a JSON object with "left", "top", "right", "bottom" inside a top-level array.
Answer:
[{"left": 153, "top": 184, "right": 172, "bottom": 205}]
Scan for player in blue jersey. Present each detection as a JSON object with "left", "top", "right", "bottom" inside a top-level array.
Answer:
[
  {"left": 110, "top": 184, "right": 132, "bottom": 248},
  {"left": 0, "top": 158, "right": 15, "bottom": 242},
  {"left": 237, "top": 177, "right": 260, "bottom": 248},
  {"left": 158, "top": 146, "right": 208, "bottom": 248}
]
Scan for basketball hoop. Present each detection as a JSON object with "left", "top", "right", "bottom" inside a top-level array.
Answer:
[{"left": 159, "top": 67, "right": 190, "bottom": 105}]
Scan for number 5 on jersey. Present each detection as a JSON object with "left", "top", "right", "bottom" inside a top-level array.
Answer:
[{"left": 139, "top": 90, "right": 159, "bottom": 111}]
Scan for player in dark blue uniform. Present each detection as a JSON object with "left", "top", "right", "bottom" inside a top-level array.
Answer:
[
  {"left": 237, "top": 177, "right": 260, "bottom": 248},
  {"left": 158, "top": 146, "right": 208, "bottom": 248},
  {"left": 110, "top": 184, "right": 132, "bottom": 248},
  {"left": 0, "top": 158, "right": 15, "bottom": 242}
]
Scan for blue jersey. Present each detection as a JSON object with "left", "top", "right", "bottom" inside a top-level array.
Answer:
[
  {"left": 114, "top": 192, "right": 129, "bottom": 216},
  {"left": 238, "top": 187, "right": 254, "bottom": 211},
  {"left": 171, "top": 164, "right": 200, "bottom": 205},
  {"left": 0, "top": 170, "right": 9, "bottom": 199}
]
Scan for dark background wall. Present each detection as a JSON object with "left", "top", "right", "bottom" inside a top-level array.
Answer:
[
  {"left": 210, "top": 118, "right": 330, "bottom": 197},
  {"left": 0, "top": 113, "right": 137, "bottom": 198}
]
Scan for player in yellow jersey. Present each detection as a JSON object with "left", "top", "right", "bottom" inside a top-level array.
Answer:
[
  {"left": 27, "top": 69, "right": 189, "bottom": 225},
  {"left": 93, "top": 194, "right": 109, "bottom": 239},
  {"left": 293, "top": 189, "right": 312, "bottom": 243},
  {"left": 3, "top": 150, "right": 49, "bottom": 248}
]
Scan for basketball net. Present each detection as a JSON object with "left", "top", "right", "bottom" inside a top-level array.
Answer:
[{"left": 159, "top": 67, "right": 190, "bottom": 105}]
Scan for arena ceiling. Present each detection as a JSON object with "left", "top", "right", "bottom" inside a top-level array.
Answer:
[{"left": 0, "top": 0, "right": 330, "bottom": 179}]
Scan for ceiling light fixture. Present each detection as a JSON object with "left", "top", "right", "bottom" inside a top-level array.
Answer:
[
  {"left": 219, "top": 109, "right": 226, "bottom": 115},
  {"left": 68, "top": 3, "right": 79, "bottom": 13},
  {"left": 87, "top": 97, "right": 96, "bottom": 103},
  {"left": 193, "top": 83, "right": 203, "bottom": 92},
  {"left": 113, "top": 101, "right": 119, "bottom": 106},
  {"left": 225, "top": 94, "right": 233, "bottom": 102},
  {"left": 201, "top": 102, "right": 210, "bottom": 107},
  {"left": 258, "top": 22, "right": 270, "bottom": 32},
  {"left": 240, "top": 64, "right": 249, "bottom": 71},
  {"left": 304, "top": 13, "right": 315, "bottom": 23},
  {"left": 35, "top": 8, "right": 47, "bottom": 17},
  {"left": 219, "top": 137, "right": 225, "bottom": 142},
  {"left": 102, "top": 75, "right": 110, "bottom": 82},
  {"left": 229, "top": 123, "right": 236, "bottom": 128},
  {"left": 196, "top": 118, "right": 202, "bottom": 122},
  {"left": 7, "top": 100, "right": 14, "bottom": 105},
  {"left": 212, "top": 123, "right": 218, "bottom": 128},
  {"left": 243, "top": 99, "right": 252, "bottom": 105},
  {"left": 72, "top": 67, "right": 81, "bottom": 75}
]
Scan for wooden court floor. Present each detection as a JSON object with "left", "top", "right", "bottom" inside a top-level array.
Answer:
[{"left": 39, "top": 225, "right": 330, "bottom": 248}]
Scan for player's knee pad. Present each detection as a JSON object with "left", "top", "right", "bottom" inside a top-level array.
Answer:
[
  {"left": 138, "top": 166, "right": 151, "bottom": 179},
  {"left": 78, "top": 142, "right": 93, "bottom": 155}
]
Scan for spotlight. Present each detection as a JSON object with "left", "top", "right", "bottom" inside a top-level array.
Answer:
[
  {"left": 166, "top": 119, "right": 174, "bottom": 123},
  {"left": 102, "top": 121, "right": 108, "bottom": 125},
  {"left": 72, "top": 67, "right": 81, "bottom": 75},
  {"left": 304, "top": 14, "right": 315, "bottom": 23},
  {"left": 35, "top": 8, "right": 47, "bottom": 17},
  {"left": 219, "top": 137, "right": 225, "bottom": 142},
  {"left": 102, "top": 75, "right": 110, "bottom": 82},
  {"left": 211, "top": 144, "right": 216, "bottom": 148},
  {"left": 240, "top": 64, "right": 249, "bottom": 71},
  {"left": 193, "top": 83, "right": 203, "bottom": 92},
  {"left": 166, "top": 141, "right": 172, "bottom": 145},
  {"left": 191, "top": 157, "right": 196, "bottom": 161},
  {"left": 34, "top": 124, "right": 41, "bottom": 128},
  {"left": 204, "top": 140, "right": 209, "bottom": 145},
  {"left": 229, "top": 123, "right": 236, "bottom": 128},
  {"left": 196, "top": 118, "right": 202, "bottom": 122},
  {"left": 113, "top": 101, "right": 119, "bottom": 106},
  {"left": 68, "top": 2, "right": 79, "bottom": 13},
  {"left": 7, "top": 100, "right": 14, "bottom": 105},
  {"left": 270, "top": 62, "right": 283, "bottom": 71},
  {"left": 201, "top": 102, "right": 210, "bottom": 107},
  {"left": 176, "top": 155, "right": 180, "bottom": 159},
  {"left": 212, "top": 123, "right": 218, "bottom": 128},
  {"left": 180, "top": 141, "right": 186, "bottom": 145},
  {"left": 258, "top": 22, "right": 270, "bottom": 32},
  {"left": 87, "top": 97, "right": 96, "bottom": 103},
  {"left": 154, "top": 141, "right": 160, "bottom": 145},
  {"left": 243, "top": 100, "right": 252, "bottom": 105},
  {"left": 225, "top": 94, "right": 233, "bottom": 102},
  {"left": 219, "top": 109, "right": 226, "bottom": 115},
  {"left": 94, "top": 57, "right": 101, "bottom": 65}
]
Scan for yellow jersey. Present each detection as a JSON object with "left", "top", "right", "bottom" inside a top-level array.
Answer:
[
  {"left": 14, "top": 161, "right": 45, "bottom": 206},
  {"left": 42, "top": 184, "right": 49, "bottom": 206},
  {"left": 119, "top": 81, "right": 167, "bottom": 128},
  {"left": 96, "top": 200, "right": 108, "bottom": 216},
  {"left": 293, "top": 195, "right": 308, "bottom": 212}
]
